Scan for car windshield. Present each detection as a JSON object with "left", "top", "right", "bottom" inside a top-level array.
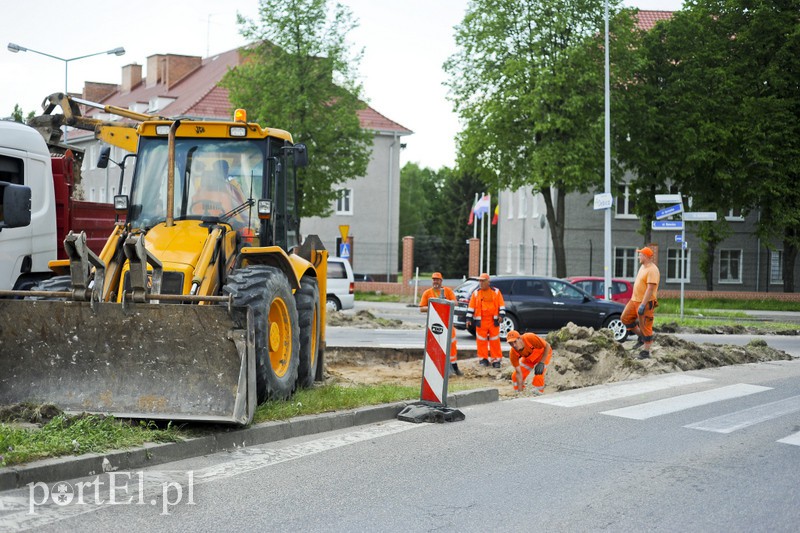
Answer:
[
  {"left": 455, "top": 279, "right": 479, "bottom": 299},
  {"left": 128, "top": 137, "right": 265, "bottom": 230}
]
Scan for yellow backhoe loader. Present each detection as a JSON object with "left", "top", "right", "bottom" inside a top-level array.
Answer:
[{"left": 0, "top": 93, "right": 327, "bottom": 425}]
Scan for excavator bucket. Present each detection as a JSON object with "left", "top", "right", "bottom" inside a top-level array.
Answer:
[{"left": 0, "top": 300, "right": 256, "bottom": 425}]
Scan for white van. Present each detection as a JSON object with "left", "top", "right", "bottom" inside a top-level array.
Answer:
[{"left": 326, "top": 257, "right": 355, "bottom": 311}]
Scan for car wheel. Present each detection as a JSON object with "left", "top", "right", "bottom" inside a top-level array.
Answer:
[
  {"left": 604, "top": 315, "right": 628, "bottom": 342},
  {"left": 326, "top": 296, "right": 341, "bottom": 313},
  {"left": 500, "top": 314, "right": 518, "bottom": 341}
]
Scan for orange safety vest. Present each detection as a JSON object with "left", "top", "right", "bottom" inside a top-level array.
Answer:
[{"left": 466, "top": 287, "right": 506, "bottom": 322}]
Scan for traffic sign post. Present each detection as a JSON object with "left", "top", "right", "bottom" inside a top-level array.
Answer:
[
  {"left": 651, "top": 220, "right": 684, "bottom": 231},
  {"left": 683, "top": 212, "right": 718, "bottom": 222},
  {"left": 655, "top": 204, "right": 683, "bottom": 220},
  {"left": 339, "top": 242, "right": 350, "bottom": 259}
]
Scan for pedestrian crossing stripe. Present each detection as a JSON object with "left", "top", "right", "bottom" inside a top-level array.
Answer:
[
  {"left": 685, "top": 395, "right": 800, "bottom": 434},
  {"left": 531, "top": 374, "right": 712, "bottom": 407},
  {"left": 777, "top": 431, "right": 800, "bottom": 447},
  {"left": 601, "top": 384, "right": 772, "bottom": 420}
]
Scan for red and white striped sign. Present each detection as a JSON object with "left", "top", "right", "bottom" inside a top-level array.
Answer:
[{"left": 420, "top": 298, "right": 454, "bottom": 405}]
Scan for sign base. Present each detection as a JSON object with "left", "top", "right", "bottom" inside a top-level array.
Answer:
[{"left": 397, "top": 402, "right": 465, "bottom": 424}]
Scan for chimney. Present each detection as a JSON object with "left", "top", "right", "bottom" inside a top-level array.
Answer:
[
  {"left": 165, "top": 54, "right": 202, "bottom": 89},
  {"left": 121, "top": 63, "right": 142, "bottom": 92},
  {"left": 82, "top": 82, "right": 117, "bottom": 103},
  {"left": 146, "top": 54, "right": 166, "bottom": 87}
]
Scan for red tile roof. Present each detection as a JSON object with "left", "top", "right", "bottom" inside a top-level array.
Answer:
[
  {"left": 635, "top": 10, "right": 674, "bottom": 31},
  {"left": 86, "top": 46, "right": 411, "bottom": 135}
]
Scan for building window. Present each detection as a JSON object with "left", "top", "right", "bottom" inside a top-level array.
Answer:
[
  {"left": 517, "top": 243, "right": 525, "bottom": 273},
  {"left": 335, "top": 188, "right": 353, "bottom": 215},
  {"left": 505, "top": 243, "right": 513, "bottom": 273},
  {"left": 719, "top": 249, "right": 742, "bottom": 284},
  {"left": 667, "top": 248, "right": 691, "bottom": 283},
  {"left": 615, "top": 184, "right": 636, "bottom": 218},
  {"left": 725, "top": 208, "right": 744, "bottom": 221},
  {"left": 518, "top": 192, "right": 526, "bottom": 218},
  {"left": 507, "top": 192, "right": 513, "bottom": 219},
  {"left": 89, "top": 188, "right": 96, "bottom": 202},
  {"left": 614, "top": 247, "right": 637, "bottom": 278},
  {"left": 770, "top": 250, "right": 783, "bottom": 284}
]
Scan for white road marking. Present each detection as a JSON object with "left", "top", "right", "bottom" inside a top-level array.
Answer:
[
  {"left": 0, "top": 421, "right": 421, "bottom": 531},
  {"left": 777, "top": 431, "right": 800, "bottom": 447},
  {"left": 531, "top": 375, "right": 712, "bottom": 407},
  {"left": 601, "top": 384, "right": 772, "bottom": 420},
  {"left": 685, "top": 395, "right": 800, "bottom": 433}
]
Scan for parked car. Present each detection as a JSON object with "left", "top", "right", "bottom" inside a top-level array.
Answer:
[
  {"left": 565, "top": 276, "right": 633, "bottom": 304},
  {"left": 326, "top": 257, "right": 355, "bottom": 312},
  {"left": 453, "top": 276, "right": 628, "bottom": 342}
]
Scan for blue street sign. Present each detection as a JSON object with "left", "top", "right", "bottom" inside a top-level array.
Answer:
[
  {"left": 339, "top": 243, "right": 350, "bottom": 258},
  {"left": 675, "top": 234, "right": 683, "bottom": 242},
  {"left": 652, "top": 220, "right": 684, "bottom": 231},
  {"left": 655, "top": 203, "right": 683, "bottom": 220}
]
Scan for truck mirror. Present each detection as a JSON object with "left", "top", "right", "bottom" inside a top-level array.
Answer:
[
  {"left": 97, "top": 146, "right": 111, "bottom": 169},
  {"left": 0, "top": 182, "right": 32, "bottom": 231},
  {"left": 293, "top": 144, "right": 308, "bottom": 168}
]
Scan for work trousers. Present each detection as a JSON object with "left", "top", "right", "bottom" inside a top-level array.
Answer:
[
  {"left": 512, "top": 348, "right": 553, "bottom": 393},
  {"left": 621, "top": 300, "right": 656, "bottom": 342},
  {"left": 476, "top": 323, "right": 502, "bottom": 363}
]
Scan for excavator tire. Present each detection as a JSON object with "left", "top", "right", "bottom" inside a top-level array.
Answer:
[
  {"left": 27, "top": 275, "right": 72, "bottom": 300},
  {"left": 225, "top": 265, "right": 299, "bottom": 403},
  {"left": 295, "top": 275, "right": 321, "bottom": 389}
]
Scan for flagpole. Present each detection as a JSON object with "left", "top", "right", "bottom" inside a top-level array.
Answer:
[
  {"left": 472, "top": 193, "right": 478, "bottom": 238},
  {"left": 487, "top": 194, "right": 492, "bottom": 276},
  {"left": 479, "top": 192, "right": 485, "bottom": 273}
]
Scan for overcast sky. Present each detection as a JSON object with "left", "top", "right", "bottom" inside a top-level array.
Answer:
[{"left": 1, "top": 0, "right": 682, "bottom": 170}]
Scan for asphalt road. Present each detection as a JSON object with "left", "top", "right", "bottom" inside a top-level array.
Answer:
[{"left": 7, "top": 359, "right": 800, "bottom": 532}]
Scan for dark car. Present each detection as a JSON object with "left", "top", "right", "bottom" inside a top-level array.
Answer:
[{"left": 453, "top": 276, "right": 628, "bottom": 342}]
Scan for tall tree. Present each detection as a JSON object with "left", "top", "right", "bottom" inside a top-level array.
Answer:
[
  {"left": 444, "top": 0, "right": 639, "bottom": 277},
  {"left": 223, "top": 0, "right": 372, "bottom": 222}
]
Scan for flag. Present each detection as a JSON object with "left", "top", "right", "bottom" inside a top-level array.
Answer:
[
  {"left": 467, "top": 196, "right": 477, "bottom": 225},
  {"left": 491, "top": 204, "right": 499, "bottom": 225},
  {"left": 473, "top": 194, "right": 491, "bottom": 219}
]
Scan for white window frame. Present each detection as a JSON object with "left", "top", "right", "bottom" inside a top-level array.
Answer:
[
  {"left": 718, "top": 249, "right": 743, "bottom": 284},
  {"left": 725, "top": 208, "right": 744, "bottom": 222},
  {"left": 667, "top": 248, "right": 691, "bottom": 283},
  {"left": 334, "top": 188, "right": 353, "bottom": 215},
  {"left": 505, "top": 243, "right": 513, "bottom": 273},
  {"left": 770, "top": 250, "right": 783, "bottom": 284},
  {"left": 517, "top": 243, "right": 525, "bottom": 273},
  {"left": 614, "top": 247, "right": 638, "bottom": 278},
  {"left": 615, "top": 184, "right": 637, "bottom": 219},
  {"left": 518, "top": 191, "right": 527, "bottom": 219},
  {"left": 506, "top": 191, "right": 513, "bottom": 219}
]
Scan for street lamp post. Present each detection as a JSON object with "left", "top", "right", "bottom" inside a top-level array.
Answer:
[{"left": 7, "top": 42, "right": 125, "bottom": 96}]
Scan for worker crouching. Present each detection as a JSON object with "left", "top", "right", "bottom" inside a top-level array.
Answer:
[{"left": 506, "top": 330, "right": 553, "bottom": 394}]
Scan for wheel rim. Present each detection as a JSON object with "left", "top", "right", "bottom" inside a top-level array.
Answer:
[
  {"left": 607, "top": 318, "right": 627, "bottom": 341},
  {"left": 268, "top": 297, "right": 292, "bottom": 378},
  {"left": 500, "top": 317, "right": 514, "bottom": 339},
  {"left": 326, "top": 298, "right": 337, "bottom": 312}
]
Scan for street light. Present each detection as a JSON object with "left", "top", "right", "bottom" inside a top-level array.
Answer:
[{"left": 7, "top": 42, "right": 125, "bottom": 96}]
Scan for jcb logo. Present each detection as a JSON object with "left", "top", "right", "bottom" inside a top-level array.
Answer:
[
  {"left": 195, "top": 126, "right": 205, "bottom": 134},
  {"left": 431, "top": 324, "right": 444, "bottom": 335}
]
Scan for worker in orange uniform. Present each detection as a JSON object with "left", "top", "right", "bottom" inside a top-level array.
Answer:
[
  {"left": 419, "top": 272, "right": 461, "bottom": 375},
  {"left": 506, "top": 330, "right": 553, "bottom": 393},
  {"left": 621, "top": 246, "right": 661, "bottom": 359},
  {"left": 466, "top": 273, "right": 506, "bottom": 368}
]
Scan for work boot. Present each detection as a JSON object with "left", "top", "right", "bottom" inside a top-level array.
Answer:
[
  {"left": 630, "top": 336, "right": 643, "bottom": 350},
  {"left": 451, "top": 363, "right": 463, "bottom": 376},
  {"left": 492, "top": 361, "right": 501, "bottom": 369},
  {"left": 479, "top": 359, "right": 490, "bottom": 367},
  {"left": 637, "top": 350, "right": 651, "bottom": 360}
]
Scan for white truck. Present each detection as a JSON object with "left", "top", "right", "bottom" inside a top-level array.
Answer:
[{"left": 0, "top": 120, "right": 115, "bottom": 291}]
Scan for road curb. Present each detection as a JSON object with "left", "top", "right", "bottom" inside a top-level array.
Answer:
[{"left": 0, "top": 387, "right": 498, "bottom": 492}]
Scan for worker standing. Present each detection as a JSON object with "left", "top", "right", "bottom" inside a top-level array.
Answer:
[
  {"left": 621, "top": 246, "right": 661, "bottom": 359},
  {"left": 466, "top": 273, "right": 506, "bottom": 368},
  {"left": 506, "top": 330, "right": 553, "bottom": 394},
  {"left": 420, "top": 272, "right": 461, "bottom": 376}
]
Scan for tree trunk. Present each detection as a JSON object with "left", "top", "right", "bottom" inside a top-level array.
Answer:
[
  {"left": 704, "top": 243, "right": 716, "bottom": 291},
  {"left": 542, "top": 185, "right": 567, "bottom": 278}
]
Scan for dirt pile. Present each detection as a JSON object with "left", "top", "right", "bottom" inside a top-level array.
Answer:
[{"left": 327, "top": 323, "right": 792, "bottom": 399}]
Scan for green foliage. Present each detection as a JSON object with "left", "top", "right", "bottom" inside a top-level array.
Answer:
[
  {"left": 444, "top": 0, "right": 639, "bottom": 276},
  {"left": 0, "top": 415, "right": 181, "bottom": 468},
  {"left": 223, "top": 0, "right": 373, "bottom": 219}
]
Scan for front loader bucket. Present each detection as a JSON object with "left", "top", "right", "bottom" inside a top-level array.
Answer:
[{"left": 0, "top": 300, "right": 256, "bottom": 425}]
